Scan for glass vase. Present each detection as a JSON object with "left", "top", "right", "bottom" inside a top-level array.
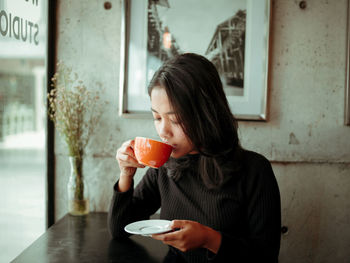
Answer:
[{"left": 67, "top": 156, "right": 89, "bottom": 216}]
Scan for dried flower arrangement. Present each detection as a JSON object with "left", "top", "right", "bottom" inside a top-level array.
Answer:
[
  {"left": 48, "top": 62, "right": 105, "bottom": 158},
  {"left": 47, "top": 62, "right": 106, "bottom": 215}
]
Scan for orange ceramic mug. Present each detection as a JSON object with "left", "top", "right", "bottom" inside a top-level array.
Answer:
[{"left": 134, "top": 137, "right": 173, "bottom": 168}]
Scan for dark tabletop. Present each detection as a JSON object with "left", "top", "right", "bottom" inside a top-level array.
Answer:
[{"left": 12, "top": 212, "right": 169, "bottom": 263}]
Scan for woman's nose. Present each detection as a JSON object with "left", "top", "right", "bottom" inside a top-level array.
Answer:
[{"left": 158, "top": 120, "right": 172, "bottom": 139}]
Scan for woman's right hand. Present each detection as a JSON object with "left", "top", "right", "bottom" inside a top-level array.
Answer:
[{"left": 116, "top": 140, "right": 145, "bottom": 191}]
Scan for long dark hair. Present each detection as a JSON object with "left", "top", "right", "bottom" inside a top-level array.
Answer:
[{"left": 148, "top": 53, "right": 242, "bottom": 188}]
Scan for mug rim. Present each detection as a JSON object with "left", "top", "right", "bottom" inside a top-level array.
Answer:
[{"left": 135, "top": 136, "right": 172, "bottom": 147}]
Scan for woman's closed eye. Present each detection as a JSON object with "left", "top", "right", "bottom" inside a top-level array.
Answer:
[
  {"left": 153, "top": 117, "right": 161, "bottom": 122},
  {"left": 153, "top": 114, "right": 179, "bottom": 125},
  {"left": 170, "top": 119, "right": 180, "bottom": 125}
]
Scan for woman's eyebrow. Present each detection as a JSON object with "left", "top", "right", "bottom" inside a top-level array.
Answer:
[{"left": 151, "top": 108, "right": 176, "bottom": 115}]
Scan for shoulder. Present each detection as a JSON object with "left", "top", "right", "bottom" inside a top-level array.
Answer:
[
  {"left": 237, "top": 149, "right": 279, "bottom": 194},
  {"left": 240, "top": 149, "right": 272, "bottom": 171},
  {"left": 223, "top": 149, "right": 274, "bottom": 186}
]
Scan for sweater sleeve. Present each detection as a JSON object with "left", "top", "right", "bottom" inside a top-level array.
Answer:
[
  {"left": 210, "top": 156, "right": 281, "bottom": 262},
  {"left": 107, "top": 168, "right": 162, "bottom": 239}
]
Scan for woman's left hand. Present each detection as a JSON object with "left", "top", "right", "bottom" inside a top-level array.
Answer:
[{"left": 152, "top": 220, "right": 222, "bottom": 254}]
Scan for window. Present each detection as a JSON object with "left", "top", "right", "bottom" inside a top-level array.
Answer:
[{"left": 0, "top": 0, "right": 48, "bottom": 261}]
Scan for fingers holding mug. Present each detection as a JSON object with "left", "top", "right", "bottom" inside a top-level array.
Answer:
[{"left": 116, "top": 140, "right": 145, "bottom": 175}]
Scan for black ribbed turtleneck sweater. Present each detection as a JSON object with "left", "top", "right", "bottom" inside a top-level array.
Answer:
[{"left": 108, "top": 150, "right": 281, "bottom": 263}]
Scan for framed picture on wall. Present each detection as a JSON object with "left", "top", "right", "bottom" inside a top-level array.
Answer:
[{"left": 119, "top": 0, "right": 271, "bottom": 121}]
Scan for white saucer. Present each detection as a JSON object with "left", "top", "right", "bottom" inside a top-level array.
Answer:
[{"left": 124, "top": 219, "right": 172, "bottom": 236}]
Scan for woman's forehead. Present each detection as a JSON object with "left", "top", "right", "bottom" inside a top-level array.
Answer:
[{"left": 150, "top": 87, "right": 174, "bottom": 114}]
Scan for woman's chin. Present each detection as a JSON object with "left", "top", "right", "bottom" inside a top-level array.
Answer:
[{"left": 170, "top": 150, "right": 182, "bottom": 159}]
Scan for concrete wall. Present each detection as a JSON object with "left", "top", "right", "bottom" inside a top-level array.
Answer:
[{"left": 55, "top": 0, "right": 350, "bottom": 262}]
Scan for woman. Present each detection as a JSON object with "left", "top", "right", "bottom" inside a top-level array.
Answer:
[{"left": 108, "top": 53, "right": 281, "bottom": 262}]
